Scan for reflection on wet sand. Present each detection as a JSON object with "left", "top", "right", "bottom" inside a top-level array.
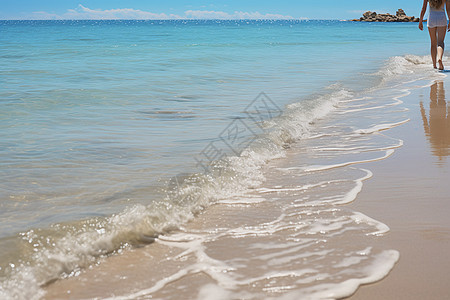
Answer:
[{"left": 420, "top": 81, "right": 450, "bottom": 161}]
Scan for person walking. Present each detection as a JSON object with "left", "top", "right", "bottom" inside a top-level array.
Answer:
[{"left": 419, "top": 0, "right": 450, "bottom": 70}]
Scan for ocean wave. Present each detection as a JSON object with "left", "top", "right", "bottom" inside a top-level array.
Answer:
[
  {"left": 377, "top": 54, "right": 446, "bottom": 83},
  {"left": 0, "top": 87, "right": 352, "bottom": 300}
]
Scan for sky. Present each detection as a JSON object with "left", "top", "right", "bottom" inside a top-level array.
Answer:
[{"left": 0, "top": 1, "right": 424, "bottom": 20}]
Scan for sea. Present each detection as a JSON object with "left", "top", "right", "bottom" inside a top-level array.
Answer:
[{"left": 0, "top": 20, "right": 443, "bottom": 299}]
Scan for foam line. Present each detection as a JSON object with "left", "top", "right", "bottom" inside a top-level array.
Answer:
[
  {"left": 354, "top": 119, "right": 410, "bottom": 134},
  {"left": 303, "top": 149, "right": 395, "bottom": 172},
  {"left": 350, "top": 212, "right": 390, "bottom": 236},
  {"left": 339, "top": 104, "right": 389, "bottom": 114},
  {"left": 276, "top": 250, "right": 400, "bottom": 300},
  {"left": 256, "top": 180, "right": 345, "bottom": 194},
  {"left": 333, "top": 169, "right": 373, "bottom": 205}
]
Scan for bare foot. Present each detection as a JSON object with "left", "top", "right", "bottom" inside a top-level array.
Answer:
[{"left": 438, "top": 59, "right": 444, "bottom": 70}]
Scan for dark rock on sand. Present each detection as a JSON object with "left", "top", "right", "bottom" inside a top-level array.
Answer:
[{"left": 350, "top": 9, "right": 420, "bottom": 22}]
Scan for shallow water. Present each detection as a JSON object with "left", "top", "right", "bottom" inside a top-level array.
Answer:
[
  {"left": 0, "top": 20, "right": 441, "bottom": 298},
  {"left": 43, "top": 56, "right": 443, "bottom": 300}
]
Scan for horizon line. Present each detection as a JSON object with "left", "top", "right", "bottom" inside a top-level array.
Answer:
[{"left": 0, "top": 18, "right": 360, "bottom": 21}]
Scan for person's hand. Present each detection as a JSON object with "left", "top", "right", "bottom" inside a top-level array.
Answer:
[{"left": 419, "top": 21, "right": 423, "bottom": 31}]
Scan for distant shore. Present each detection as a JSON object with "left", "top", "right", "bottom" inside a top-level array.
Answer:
[{"left": 351, "top": 9, "right": 419, "bottom": 22}]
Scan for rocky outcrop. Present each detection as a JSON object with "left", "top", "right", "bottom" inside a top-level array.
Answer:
[{"left": 351, "top": 9, "right": 419, "bottom": 22}]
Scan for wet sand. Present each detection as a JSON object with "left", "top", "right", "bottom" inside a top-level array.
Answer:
[
  {"left": 349, "top": 79, "right": 450, "bottom": 299},
  {"left": 43, "top": 75, "right": 450, "bottom": 299}
]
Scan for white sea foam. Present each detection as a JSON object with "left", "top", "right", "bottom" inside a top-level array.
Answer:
[
  {"left": 350, "top": 212, "right": 391, "bottom": 236},
  {"left": 333, "top": 168, "right": 372, "bottom": 205},
  {"left": 275, "top": 250, "right": 400, "bottom": 300},
  {"left": 217, "top": 195, "right": 266, "bottom": 205},
  {"left": 303, "top": 149, "right": 395, "bottom": 172},
  {"left": 354, "top": 119, "right": 410, "bottom": 134},
  {"left": 377, "top": 54, "right": 447, "bottom": 86},
  {"left": 106, "top": 206, "right": 399, "bottom": 300}
]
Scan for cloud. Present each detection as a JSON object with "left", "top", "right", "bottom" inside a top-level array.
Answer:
[
  {"left": 29, "top": 5, "right": 299, "bottom": 20},
  {"left": 32, "top": 5, "right": 180, "bottom": 20}
]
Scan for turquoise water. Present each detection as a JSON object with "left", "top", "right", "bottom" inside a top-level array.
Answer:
[{"left": 0, "top": 20, "right": 431, "bottom": 298}]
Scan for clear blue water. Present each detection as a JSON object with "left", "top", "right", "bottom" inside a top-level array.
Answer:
[{"left": 0, "top": 20, "right": 430, "bottom": 297}]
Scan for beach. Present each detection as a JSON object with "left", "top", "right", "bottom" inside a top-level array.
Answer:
[
  {"left": 349, "top": 79, "right": 450, "bottom": 299},
  {"left": 42, "top": 57, "right": 449, "bottom": 299},
  {"left": 1, "top": 20, "right": 449, "bottom": 299}
]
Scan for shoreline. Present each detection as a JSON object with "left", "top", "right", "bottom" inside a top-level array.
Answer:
[
  {"left": 41, "top": 56, "right": 444, "bottom": 299},
  {"left": 348, "top": 76, "right": 450, "bottom": 299}
]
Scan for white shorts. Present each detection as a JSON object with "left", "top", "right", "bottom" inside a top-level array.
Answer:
[{"left": 428, "top": 11, "right": 447, "bottom": 28}]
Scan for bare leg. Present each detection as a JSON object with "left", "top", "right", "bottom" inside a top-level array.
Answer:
[
  {"left": 437, "top": 26, "right": 447, "bottom": 70},
  {"left": 429, "top": 27, "right": 438, "bottom": 69}
]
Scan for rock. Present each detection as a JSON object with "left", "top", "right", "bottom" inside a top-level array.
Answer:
[
  {"left": 396, "top": 9, "right": 406, "bottom": 17},
  {"left": 386, "top": 17, "right": 396, "bottom": 22},
  {"left": 363, "top": 11, "right": 377, "bottom": 19},
  {"left": 352, "top": 9, "right": 418, "bottom": 22}
]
